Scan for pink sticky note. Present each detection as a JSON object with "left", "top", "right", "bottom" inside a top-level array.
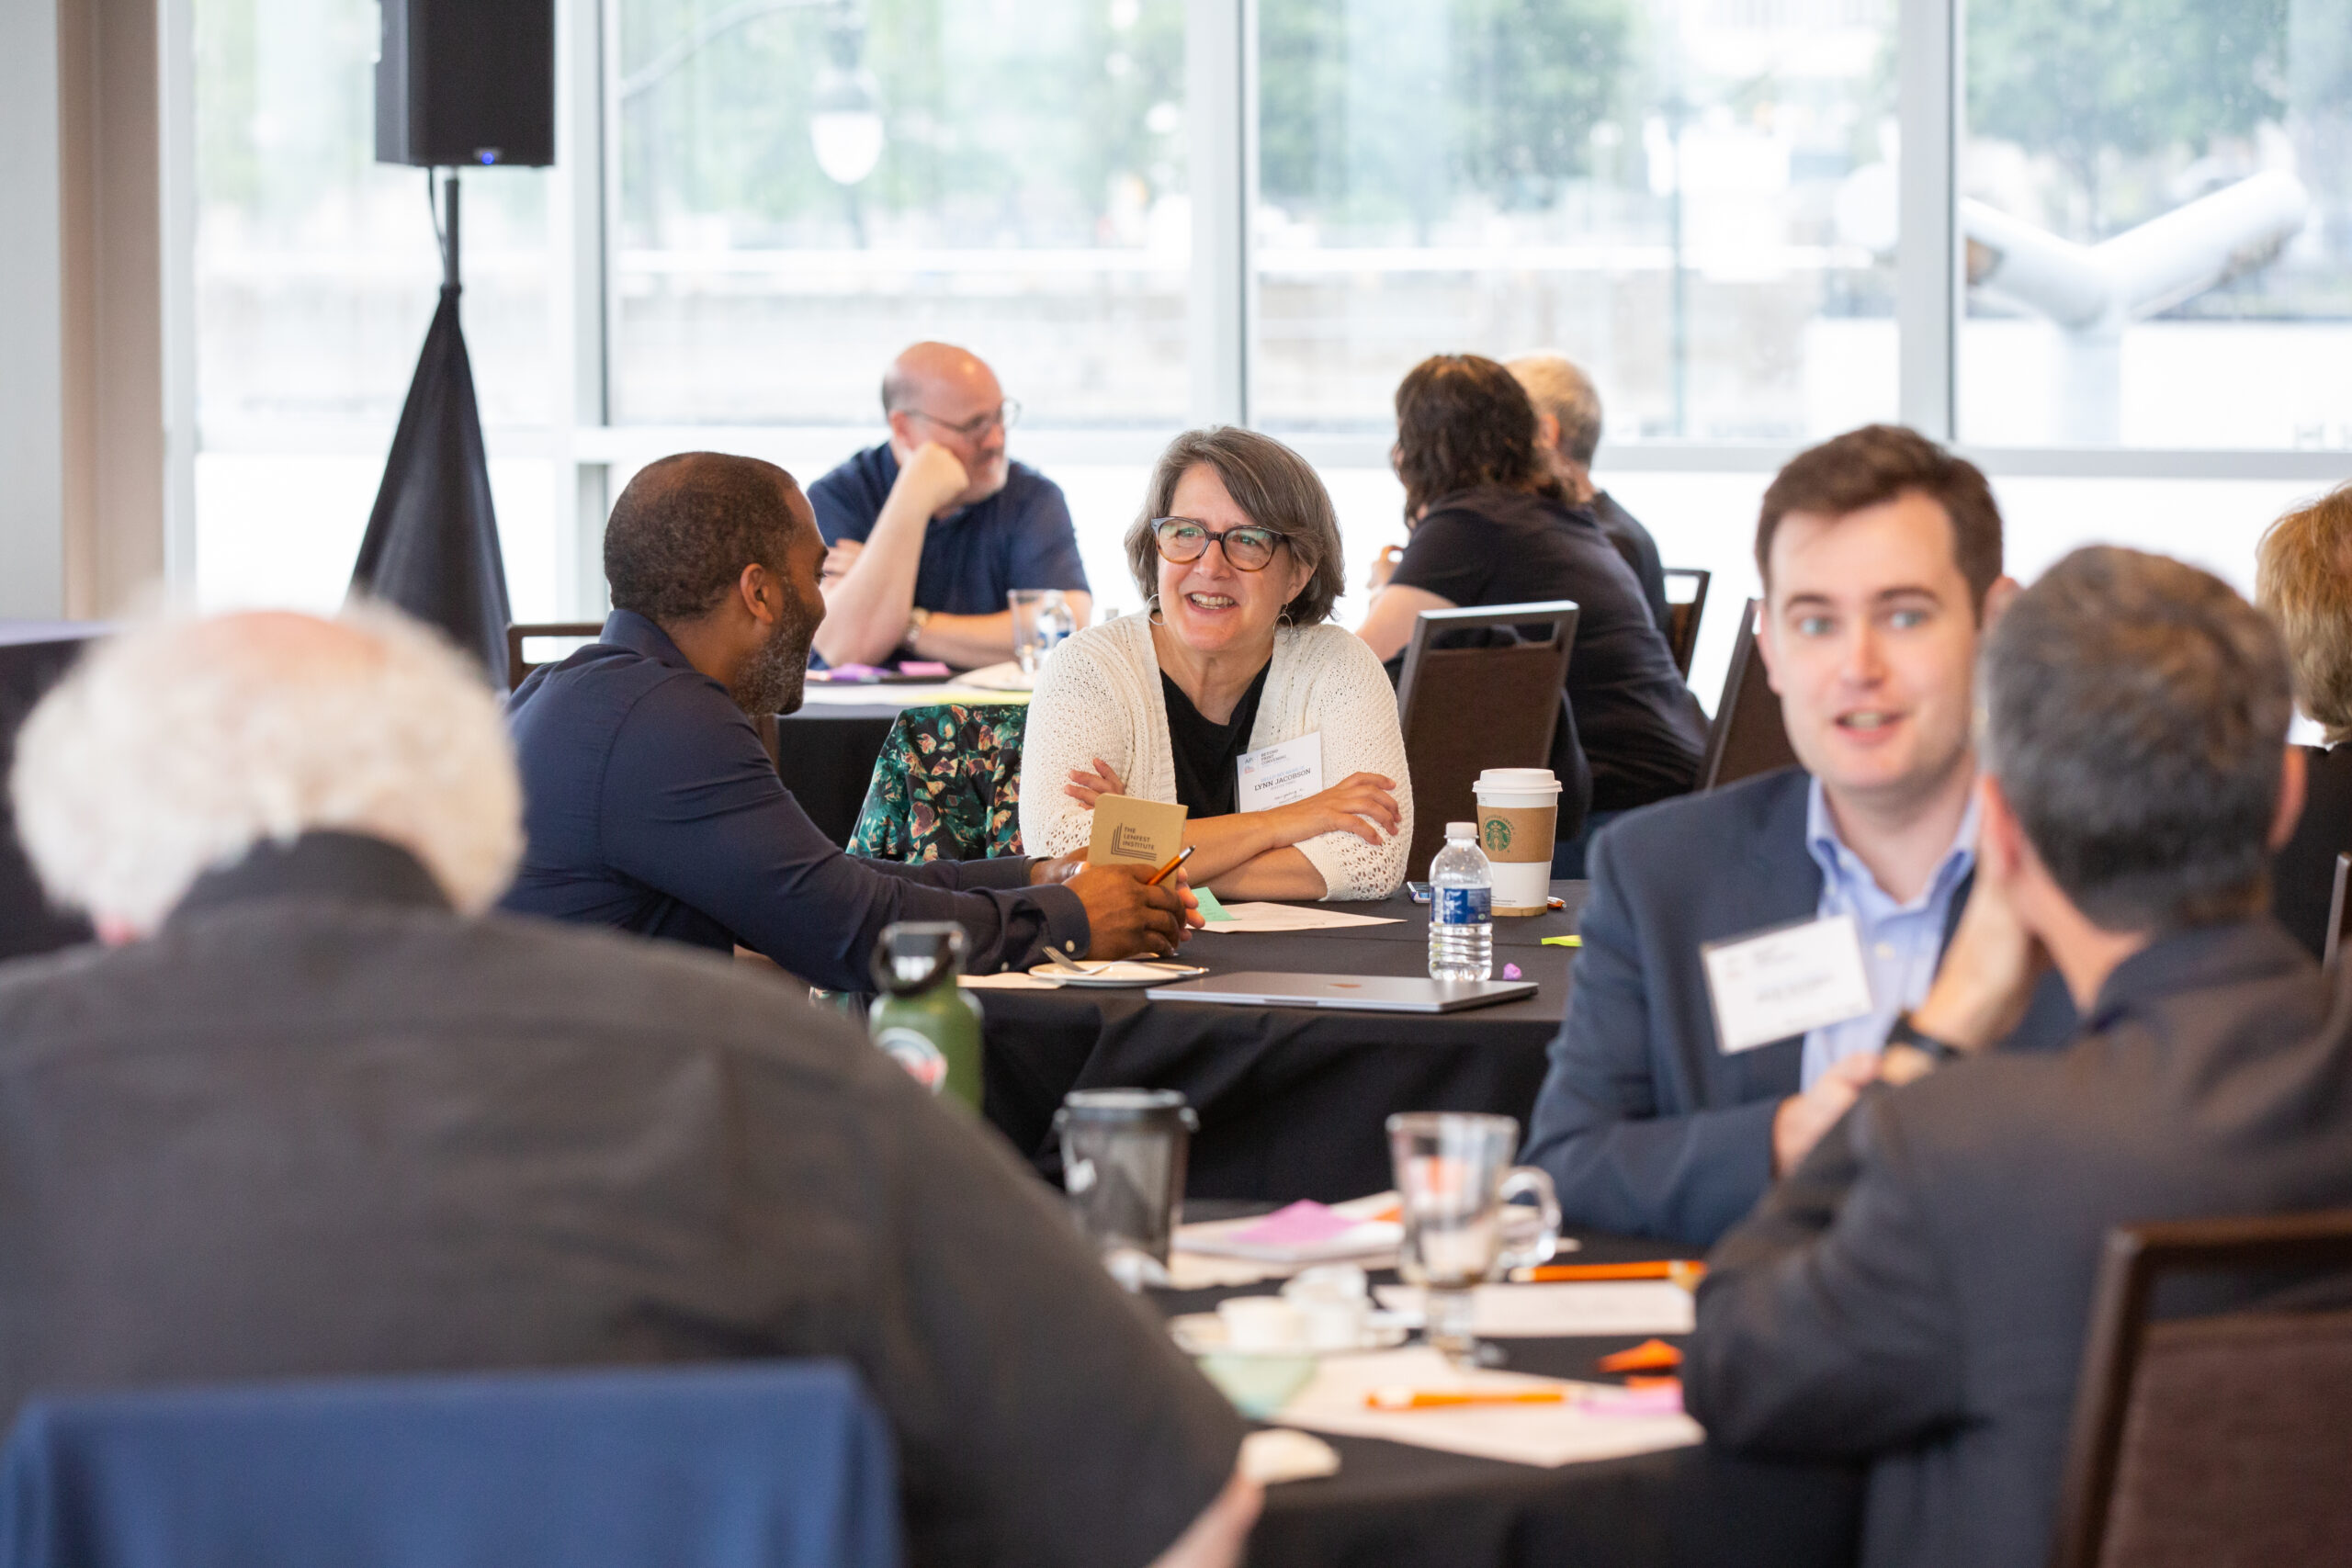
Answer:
[
  {"left": 1502, "top": 963, "right": 1523, "bottom": 980},
  {"left": 1227, "top": 1200, "right": 1361, "bottom": 1248},
  {"left": 899, "top": 660, "right": 951, "bottom": 678},
  {"left": 1585, "top": 1382, "right": 1684, "bottom": 1417}
]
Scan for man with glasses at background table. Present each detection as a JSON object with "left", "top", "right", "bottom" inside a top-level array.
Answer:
[{"left": 809, "top": 341, "right": 1093, "bottom": 670}]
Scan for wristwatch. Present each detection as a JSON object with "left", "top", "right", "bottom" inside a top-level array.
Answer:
[
  {"left": 1883, "top": 1009, "right": 1963, "bottom": 1063},
  {"left": 901, "top": 606, "right": 932, "bottom": 651}
]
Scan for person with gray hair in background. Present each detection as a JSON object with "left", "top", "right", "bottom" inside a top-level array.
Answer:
[
  {"left": 1684, "top": 547, "right": 2352, "bottom": 1568},
  {"left": 0, "top": 605, "right": 1260, "bottom": 1568},
  {"left": 1507, "top": 352, "right": 1670, "bottom": 634}
]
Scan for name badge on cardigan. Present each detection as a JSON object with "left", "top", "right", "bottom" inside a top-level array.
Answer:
[
  {"left": 1237, "top": 731, "right": 1324, "bottom": 811},
  {"left": 1702, "top": 914, "right": 1874, "bottom": 1055}
]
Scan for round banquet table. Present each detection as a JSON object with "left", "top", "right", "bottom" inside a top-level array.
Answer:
[
  {"left": 1153, "top": 1224, "right": 1865, "bottom": 1568},
  {"left": 979, "top": 884, "right": 1587, "bottom": 1204}
]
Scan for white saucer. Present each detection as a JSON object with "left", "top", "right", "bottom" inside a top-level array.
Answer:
[
  {"left": 1168, "top": 1312, "right": 1410, "bottom": 1356},
  {"left": 1027, "top": 960, "right": 1210, "bottom": 987}
]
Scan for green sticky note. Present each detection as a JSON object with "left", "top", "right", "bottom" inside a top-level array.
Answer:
[
  {"left": 1541, "top": 934, "right": 1581, "bottom": 947},
  {"left": 1194, "top": 886, "right": 1232, "bottom": 923}
]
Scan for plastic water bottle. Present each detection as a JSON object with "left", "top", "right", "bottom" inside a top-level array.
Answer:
[{"left": 1428, "top": 821, "right": 1494, "bottom": 981}]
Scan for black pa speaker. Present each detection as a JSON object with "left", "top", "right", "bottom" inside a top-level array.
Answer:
[{"left": 376, "top": 0, "right": 556, "bottom": 169}]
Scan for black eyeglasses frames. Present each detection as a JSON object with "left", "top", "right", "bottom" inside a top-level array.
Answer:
[
  {"left": 1150, "top": 517, "right": 1286, "bottom": 571},
  {"left": 906, "top": 400, "right": 1022, "bottom": 440}
]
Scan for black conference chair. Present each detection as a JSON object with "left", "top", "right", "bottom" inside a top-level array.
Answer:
[
  {"left": 1696, "top": 598, "right": 1799, "bottom": 791},
  {"left": 1661, "top": 568, "right": 1710, "bottom": 679},
  {"left": 504, "top": 621, "right": 605, "bottom": 692},
  {"left": 2051, "top": 1208, "right": 2352, "bottom": 1568},
  {"left": 1394, "top": 601, "right": 1587, "bottom": 884},
  {"left": 0, "top": 624, "right": 101, "bottom": 961}
]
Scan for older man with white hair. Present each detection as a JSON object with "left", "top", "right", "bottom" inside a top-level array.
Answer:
[{"left": 0, "top": 605, "right": 1257, "bottom": 1568}]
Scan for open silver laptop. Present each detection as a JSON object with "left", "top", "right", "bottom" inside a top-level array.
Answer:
[{"left": 1142, "top": 971, "right": 1537, "bottom": 1013}]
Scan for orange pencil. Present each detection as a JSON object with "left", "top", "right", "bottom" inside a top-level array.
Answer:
[
  {"left": 1510, "top": 1259, "right": 1707, "bottom": 1285},
  {"left": 1366, "top": 1386, "right": 1571, "bottom": 1411},
  {"left": 1146, "top": 845, "right": 1196, "bottom": 886}
]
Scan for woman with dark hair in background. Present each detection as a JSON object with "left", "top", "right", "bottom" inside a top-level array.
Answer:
[{"left": 1357, "top": 355, "right": 1706, "bottom": 858}]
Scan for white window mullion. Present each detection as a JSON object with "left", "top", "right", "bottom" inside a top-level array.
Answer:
[
  {"left": 1897, "top": 0, "right": 1960, "bottom": 441},
  {"left": 1186, "top": 0, "right": 1254, "bottom": 429}
]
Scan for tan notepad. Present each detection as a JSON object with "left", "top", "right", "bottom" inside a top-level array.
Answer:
[{"left": 1087, "top": 794, "right": 1188, "bottom": 869}]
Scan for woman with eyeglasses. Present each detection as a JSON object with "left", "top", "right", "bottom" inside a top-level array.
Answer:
[{"left": 1019, "top": 428, "right": 1412, "bottom": 901}]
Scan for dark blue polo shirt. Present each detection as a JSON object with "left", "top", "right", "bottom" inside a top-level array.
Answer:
[
  {"left": 501, "top": 610, "right": 1086, "bottom": 991},
  {"left": 807, "top": 444, "right": 1091, "bottom": 616}
]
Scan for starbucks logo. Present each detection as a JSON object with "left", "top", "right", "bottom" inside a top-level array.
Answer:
[
  {"left": 876, "top": 1027, "right": 949, "bottom": 1093},
  {"left": 1483, "top": 818, "right": 1512, "bottom": 853}
]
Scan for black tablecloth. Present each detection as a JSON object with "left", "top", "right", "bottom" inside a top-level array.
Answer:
[
  {"left": 981, "top": 886, "right": 1587, "bottom": 1203},
  {"left": 775, "top": 702, "right": 902, "bottom": 846},
  {"left": 1154, "top": 1227, "right": 1864, "bottom": 1568}
]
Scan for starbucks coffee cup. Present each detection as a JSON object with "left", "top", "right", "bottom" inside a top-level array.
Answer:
[{"left": 1473, "top": 768, "right": 1561, "bottom": 916}]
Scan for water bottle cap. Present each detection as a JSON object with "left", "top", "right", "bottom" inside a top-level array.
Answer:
[{"left": 1445, "top": 821, "right": 1476, "bottom": 839}]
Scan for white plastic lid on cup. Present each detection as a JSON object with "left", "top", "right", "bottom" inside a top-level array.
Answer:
[
  {"left": 1446, "top": 820, "right": 1476, "bottom": 840},
  {"left": 1475, "top": 768, "right": 1563, "bottom": 803}
]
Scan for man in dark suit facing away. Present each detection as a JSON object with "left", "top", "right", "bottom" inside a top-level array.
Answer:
[
  {"left": 1521, "top": 425, "right": 2075, "bottom": 1247},
  {"left": 1686, "top": 546, "right": 2352, "bottom": 1568},
  {"left": 0, "top": 606, "right": 1258, "bottom": 1568}
]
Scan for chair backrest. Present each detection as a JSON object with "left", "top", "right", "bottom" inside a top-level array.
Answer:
[
  {"left": 850, "top": 702, "right": 1030, "bottom": 861},
  {"left": 0, "top": 626, "right": 100, "bottom": 961},
  {"left": 1395, "top": 601, "right": 1579, "bottom": 882},
  {"left": 1697, "top": 598, "right": 1799, "bottom": 791},
  {"left": 2327, "top": 852, "right": 2350, "bottom": 971},
  {"left": 505, "top": 621, "right": 605, "bottom": 692},
  {"left": 1661, "top": 568, "right": 1710, "bottom": 678},
  {"left": 0, "top": 1362, "right": 900, "bottom": 1568},
  {"left": 2052, "top": 1208, "right": 2352, "bottom": 1568}
]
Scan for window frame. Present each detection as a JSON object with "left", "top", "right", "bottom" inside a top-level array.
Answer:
[{"left": 155, "top": 0, "right": 2352, "bottom": 620}]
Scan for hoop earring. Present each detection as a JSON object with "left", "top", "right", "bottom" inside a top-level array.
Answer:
[
  {"left": 1147, "top": 593, "right": 1167, "bottom": 626},
  {"left": 1276, "top": 608, "right": 1296, "bottom": 631}
]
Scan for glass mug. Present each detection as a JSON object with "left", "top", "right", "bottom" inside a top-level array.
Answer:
[
  {"left": 1010, "top": 588, "right": 1076, "bottom": 676},
  {"left": 1385, "top": 1111, "right": 1560, "bottom": 1365}
]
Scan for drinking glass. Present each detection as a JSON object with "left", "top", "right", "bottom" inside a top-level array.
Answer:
[
  {"left": 1010, "top": 588, "right": 1076, "bottom": 676},
  {"left": 1385, "top": 1111, "right": 1560, "bottom": 1365}
]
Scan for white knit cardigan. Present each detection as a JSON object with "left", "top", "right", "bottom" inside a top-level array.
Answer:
[{"left": 1018, "top": 611, "right": 1413, "bottom": 900}]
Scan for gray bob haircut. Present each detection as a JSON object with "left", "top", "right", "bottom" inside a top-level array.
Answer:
[
  {"left": 1125, "top": 427, "right": 1347, "bottom": 627},
  {"left": 1981, "top": 546, "right": 2292, "bottom": 933}
]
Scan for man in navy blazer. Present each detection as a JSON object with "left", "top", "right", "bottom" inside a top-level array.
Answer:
[{"left": 1523, "top": 426, "right": 2075, "bottom": 1246}]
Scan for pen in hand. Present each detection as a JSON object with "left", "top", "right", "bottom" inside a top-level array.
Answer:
[{"left": 1146, "top": 845, "right": 1196, "bottom": 887}]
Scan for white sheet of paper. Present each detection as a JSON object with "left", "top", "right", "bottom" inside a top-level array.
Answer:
[
  {"left": 1374, "top": 1281, "right": 1696, "bottom": 1337},
  {"left": 1197, "top": 903, "right": 1403, "bottom": 934},
  {"left": 1272, "top": 1347, "right": 1702, "bottom": 1468},
  {"left": 957, "top": 973, "right": 1061, "bottom": 991},
  {"left": 1237, "top": 730, "right": 1325, "bottom": 811},
  {"left": 1702, "top": 913, "right": 1875, "bottom": 1055}
]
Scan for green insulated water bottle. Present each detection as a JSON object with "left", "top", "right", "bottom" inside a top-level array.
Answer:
[{"left": 868, "top": 921, "right": 985, "bottom": 1111}]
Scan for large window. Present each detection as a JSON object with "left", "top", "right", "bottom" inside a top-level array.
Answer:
[
  {"left": 1960, "top": 0, "right": 2352, "bottom": 447},
  {"left": 175, "top": 0, "right": 2352, "bottom": 642},
  {"left": 612, "top": 0, "right": 1190, "bottom": 427},
  {"left": 1253, "top": 0, "right": 1898, "bottom": 440}
]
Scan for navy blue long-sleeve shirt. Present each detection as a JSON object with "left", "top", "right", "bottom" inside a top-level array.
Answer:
[{"left": 502, "top": 610, "right": 1086, "bottom": 991}]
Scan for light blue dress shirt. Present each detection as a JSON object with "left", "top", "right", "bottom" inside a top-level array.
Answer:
[{"left": 1799, "top": 777, "right": 1978, "bottom": 1087}]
